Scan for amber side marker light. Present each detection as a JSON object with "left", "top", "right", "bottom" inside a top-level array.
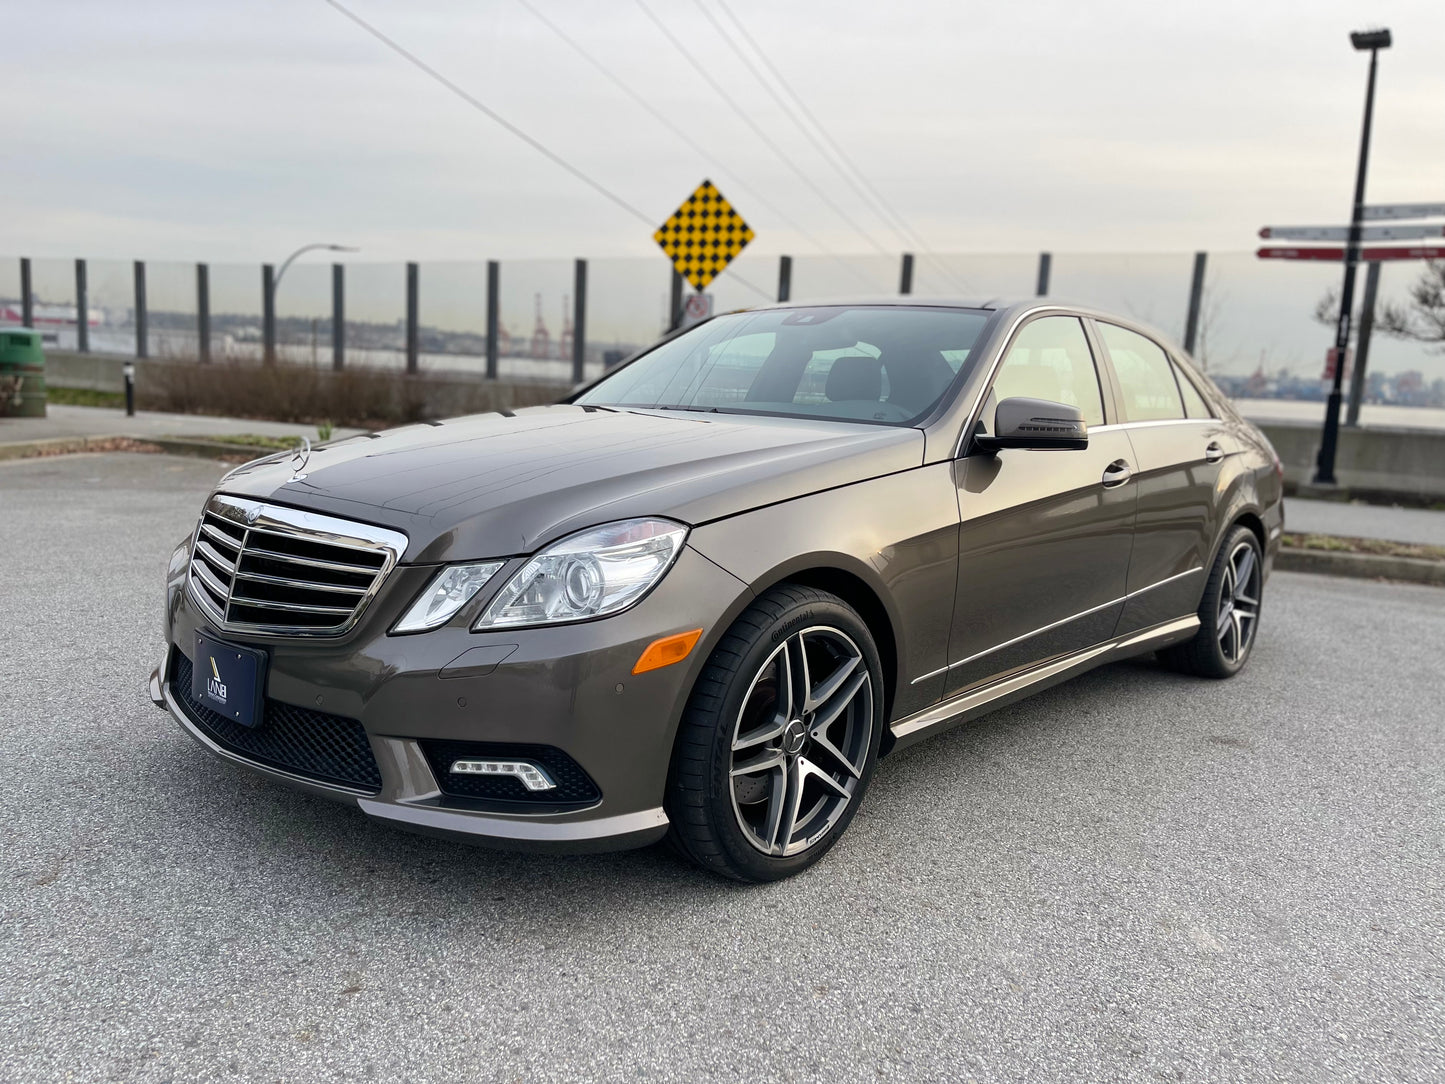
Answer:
[{"left": 632, "top": 628, "right": 704, "bottom": 675}]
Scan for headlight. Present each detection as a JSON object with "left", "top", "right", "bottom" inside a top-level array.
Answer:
[
  {"left": 393, "top": 562, "right": 504, "bottom": 633},
  {"left": 474, "top": 518, "right": 687, "bottom": 629}
]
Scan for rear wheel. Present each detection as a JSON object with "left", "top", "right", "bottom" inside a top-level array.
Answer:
[
  {"left": 665, "top": 584, "right": 883, "bottom": 882},
  {"left": 1159, "top": 524, "right": 1263, "bottom": 678}
]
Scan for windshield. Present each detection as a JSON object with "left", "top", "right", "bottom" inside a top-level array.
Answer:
[{"left": 576, "top": 305, "right": 990, "bottom": 426}]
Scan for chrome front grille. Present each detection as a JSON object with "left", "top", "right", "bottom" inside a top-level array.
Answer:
[{"left": 187, "top": 495, "right": 408, "bottom": 637}]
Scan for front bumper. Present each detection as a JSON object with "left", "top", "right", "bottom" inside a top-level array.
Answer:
[{"left": 153, "top": 544, "right": 750, "bottom": 853}]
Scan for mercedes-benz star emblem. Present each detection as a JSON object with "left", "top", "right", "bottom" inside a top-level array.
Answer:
[{"left": 287, "top": 436, "right": 311, "bottom": 483}]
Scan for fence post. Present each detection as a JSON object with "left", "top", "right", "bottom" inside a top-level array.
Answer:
[
  {"left": 572, "top": 259, "right": 587, "bottom": 385},
  {"left": 1346, "top": 260, "right": 1381, "bottom": 428},
  {"left": 485, "top": 260, "right": 499, "bottom": 380},
  {"left": 899, "top": 253, "right": 914, "bottom": 295},
  {"left": 1183, "top": 251, "right": 1208, "bottom": 356},
  {"left": 262, "top": 263, "right": 275, "bottom": 364},
  {"left": 668, "top": 267, "right": 684, "bottom": 332},
  {"left": 778, "top": 255, "right": 792, "bottom": 302},
  {"left": 134, "top": 260, "right": 148, "bottom": 359},
  {"left": 405, "top": 261, "right": 419, "bottom": 374},
  {"left": 196, "top": 263, "right": 210, "bottom": 363},
  {"left": 331, "top": 263, "right": 345, "bottom": 371},
  {"left": 20, "top": 258, "right": 32, "bottom": 327},
  {"left": 75, "top": 259, "right": 89, "bottom": 352},
  {"left": 1036, "top": 252, "right": 1052, "bottom": 297}
]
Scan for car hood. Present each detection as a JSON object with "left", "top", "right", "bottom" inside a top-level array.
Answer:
[{"left": 215, "top": 405, "right": 924, "bottom": 563}]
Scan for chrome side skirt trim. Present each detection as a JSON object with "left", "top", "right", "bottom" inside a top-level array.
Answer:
[
  {"left": 891, "top": 615, "right": 1200, "bottom": 751},
  {"left": 912, "top": 566, "right": 1203, "bottom": 685}
]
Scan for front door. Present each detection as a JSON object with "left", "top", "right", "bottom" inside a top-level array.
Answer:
[{"left": 944, "top": 315, "right": 1137, "bottom": 697}]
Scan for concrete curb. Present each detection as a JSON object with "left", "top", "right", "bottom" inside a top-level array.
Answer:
[
  {"left": 0, "top": 434, "right": 259, "bottom": 463},
  {"left": 1276, "top": 547, "right": 1445, "bottom": 587},
  {"left": 0, "top": 436, "right": 103, "bottom": 461}
]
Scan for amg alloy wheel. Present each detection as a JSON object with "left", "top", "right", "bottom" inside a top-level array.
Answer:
[
  {"left": 1216, "top": 539, "right": 1261, "bottom": 665},
  {"left": 666, "top": 584, "right": 884, "bottom": 881},
  {"left": 1159, "top": 524, "right": 1264, "bottom": 679}
]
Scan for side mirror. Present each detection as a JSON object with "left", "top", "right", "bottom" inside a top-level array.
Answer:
[{"left": 973, "top": 397, "right": 1089, "bottom": 453}]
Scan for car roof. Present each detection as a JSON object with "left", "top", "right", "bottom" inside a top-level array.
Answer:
[{"left": 735, "top": 296, "right": 1188, "bottom": 354}]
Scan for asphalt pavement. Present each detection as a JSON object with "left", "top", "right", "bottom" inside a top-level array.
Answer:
[{"left": 2, "top": 453, "right": 1441, "bottom": 1084}]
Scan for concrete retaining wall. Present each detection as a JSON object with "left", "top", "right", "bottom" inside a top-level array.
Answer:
[{"left": 1259, "top": 420, "right": 1445, "bottom": 502}]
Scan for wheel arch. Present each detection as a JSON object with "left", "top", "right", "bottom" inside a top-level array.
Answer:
[
  {"left": 1233, "top": 509, "right": 1267, "bottom": 555},
  {"left": 751, "top": 562, "right": 901, "bottom": 753}
]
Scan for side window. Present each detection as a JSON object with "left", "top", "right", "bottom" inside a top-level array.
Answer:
[
  {"left": 985, "top": 316, "right": 1105, "bottom": 428},
  {"left": 1099, "top": 324, "right": 1185, "bottom": 422},
  {"left": 1172, "top": 359, "right": 1213, "bottom": 419}
]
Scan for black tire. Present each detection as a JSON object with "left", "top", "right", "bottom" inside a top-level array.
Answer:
[
  {"left": 1158, "top": 524, "right": 1264, "bottom": 679},
  {"left": 665, "top": 584, "right": 885, "bottom": 883}
]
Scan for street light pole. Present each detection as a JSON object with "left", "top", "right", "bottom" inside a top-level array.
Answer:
[
  {"left": 265, "top": 242, "right": 358, "bottom": 364},
  {"left": 1315, "top": 28, "right": 1390, "bottom": 485}
]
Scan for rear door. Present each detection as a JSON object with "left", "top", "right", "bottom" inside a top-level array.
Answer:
[
  {"left": 1092, "top": 321, "right": 1236, "bottom": 635},
  {"left": 944, "top": 314, "right": 1137, "bottom": 697}
]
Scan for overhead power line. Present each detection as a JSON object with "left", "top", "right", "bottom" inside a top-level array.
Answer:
[
  {"left": 691, "top": 0, "right": 904, "bottom": 249},
  {"left": 514, "top": 0, "right": 832, "bottom": 257},
  {"left": 322, "top": 0, "right": 655, "bottom": 225},
  {"left": 711, "top": 0, "right": 969, "bottom": 292},
  {"left": 320, "top": 0, "right": 771, "bottom": 301},
  {"left": 633, "top": 0, "right": 891, "bottom": 261}
]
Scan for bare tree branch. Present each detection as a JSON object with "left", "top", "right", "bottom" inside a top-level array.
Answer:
[{"left": 1310, "top": 261, "right": 1445, "bottom": 354}]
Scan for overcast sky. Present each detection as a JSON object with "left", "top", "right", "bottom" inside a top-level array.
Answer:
[{"left": 5, "top": 0, "right": 1444, "bottom": 265}]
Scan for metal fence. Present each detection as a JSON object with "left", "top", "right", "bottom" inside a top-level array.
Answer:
[{"left": 3, "top": 251, "right": 1442, "bottom": 403}]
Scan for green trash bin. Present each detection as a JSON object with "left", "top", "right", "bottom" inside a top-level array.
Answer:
[{"left": 0, "top": 327, "right": 46, "bottom": 417}]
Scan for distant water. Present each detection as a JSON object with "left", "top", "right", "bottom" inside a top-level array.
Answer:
[{"left": 1234, "top": 399, "right": 1445, "bottom": 432}]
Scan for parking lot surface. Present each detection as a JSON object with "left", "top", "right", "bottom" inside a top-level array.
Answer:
[{"left": 2, "top": 453, "right": 1441, "bottom": 1084}]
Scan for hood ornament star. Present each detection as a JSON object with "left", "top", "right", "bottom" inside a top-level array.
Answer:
[{"left": 286, "top": 436, "right": 311, "bottom": 483}]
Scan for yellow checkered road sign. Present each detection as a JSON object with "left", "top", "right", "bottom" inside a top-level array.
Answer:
[{"left": 653, "top": 179, "right": 755, "bottom": 291}]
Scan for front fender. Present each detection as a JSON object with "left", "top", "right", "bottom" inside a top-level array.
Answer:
[{"left": 686, "top": 464, "right": 960, "bottom": 721}]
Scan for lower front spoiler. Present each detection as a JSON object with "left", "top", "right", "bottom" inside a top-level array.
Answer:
[{"left": 150, "top": 665, "right": 670, "bottom": 855}]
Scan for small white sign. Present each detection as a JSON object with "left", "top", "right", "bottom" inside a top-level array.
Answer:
[
  {"left": 1260, "top": 224, "right": 1445, "bottom": 242},
  {"left": 680, "top": 292, "right": 714, "bottom": 329},
  {"left": 1362, "top": 202, "right": 1445, "bottom": 222}
]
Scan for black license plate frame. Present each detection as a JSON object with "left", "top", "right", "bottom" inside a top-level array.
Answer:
[{"left": 191, "top": 633, "right": 267, "bottom": 729}]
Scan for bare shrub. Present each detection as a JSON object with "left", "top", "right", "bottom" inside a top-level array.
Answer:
[{"left": 136, "top": 359, "right": 566, "bottom": 428}]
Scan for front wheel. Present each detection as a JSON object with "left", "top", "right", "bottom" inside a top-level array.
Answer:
[
  {"left": 1159, "top": 524, "right": 1264, "bottom": 678},
  {"left": 665, "top": 584, "right": 884, "bottom": 882}
]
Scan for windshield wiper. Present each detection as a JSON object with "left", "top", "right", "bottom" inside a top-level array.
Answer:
[{"left": 641, "top": 404, "right": 725, "bottom": 414}]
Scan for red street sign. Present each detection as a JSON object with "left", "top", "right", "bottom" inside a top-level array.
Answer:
[
  {"left": 1257, "top": 245, "right": 1445, "bottom": 261},
  {"left": 1323, "top": 347, "right": 1352, "bottom": 381}
]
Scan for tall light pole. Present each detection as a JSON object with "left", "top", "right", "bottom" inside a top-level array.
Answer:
[
  {"left": 1315, "top": 28, "right": 1390, "bottom": 485},
  {"left": 264, "top": 243, "right": 358, "bottom": 364}
]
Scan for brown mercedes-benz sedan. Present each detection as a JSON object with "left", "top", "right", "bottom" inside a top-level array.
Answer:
[{"left": 151, "top": 299, "right": 1283, "bottom": 882}]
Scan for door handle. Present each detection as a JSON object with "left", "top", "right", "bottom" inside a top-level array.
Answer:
[
  {"left": 1101, "top": 459, "right": 1132, "bottom": 488},
  {"left": 1204, "top": 441, "right": 1226, "bottom": 463}
]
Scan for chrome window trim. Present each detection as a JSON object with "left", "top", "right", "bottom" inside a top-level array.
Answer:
[
  {"left": 186, "top": 494, "right": 409, "bottom": 638},
  {"left": 912, "top": 566, "right": 1203, "bottom": 685},
  {"left": 1090, "top": 418, "right": 1220, "bottom": 433}
]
